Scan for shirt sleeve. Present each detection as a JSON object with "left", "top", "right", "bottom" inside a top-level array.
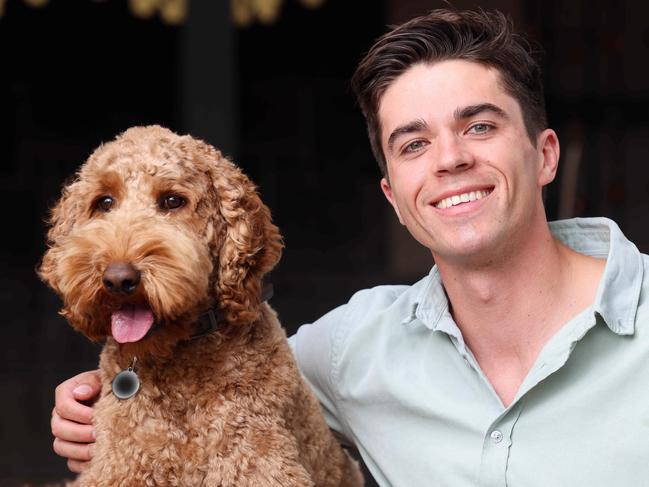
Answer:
[{"left": 287, "top": 303, "right": 354, "bottom": 446}]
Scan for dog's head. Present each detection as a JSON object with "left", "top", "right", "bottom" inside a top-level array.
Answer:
[{"left": 39, "top": 125, "right": 283, "bottom": 357}]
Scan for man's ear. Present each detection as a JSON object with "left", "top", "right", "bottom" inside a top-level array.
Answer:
[
  {"left": 380, "top": 177, "right": 405, "bottom": 225},
  {"left": 536, "top": 129, "right": 560, "bottom": 187}
]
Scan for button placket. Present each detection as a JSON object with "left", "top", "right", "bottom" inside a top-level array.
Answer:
[{"left": 478, "top": 402, "right": 524, "bottom": 487}]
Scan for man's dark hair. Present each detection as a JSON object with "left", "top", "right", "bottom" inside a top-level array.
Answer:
[{"left": 351, "top": 8, "right": 547, "bottom": 177}]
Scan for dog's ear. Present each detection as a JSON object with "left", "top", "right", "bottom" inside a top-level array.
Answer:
[
  {"left": 39, "top": 178, "right": 87, "bottom": 293},
  {"left": 197, "top": 142, "right": 283, "bottom": 325}
]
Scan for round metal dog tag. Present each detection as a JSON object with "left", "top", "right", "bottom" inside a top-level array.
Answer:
[{"left": 112, "top": 368, "right": 140, "bottom": 400}]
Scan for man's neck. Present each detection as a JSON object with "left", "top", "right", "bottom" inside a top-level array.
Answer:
[{"left": 435, "top": 221, "right": 605, "bottom": 406}]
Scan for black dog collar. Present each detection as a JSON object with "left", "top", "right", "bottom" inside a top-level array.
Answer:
[
  {"left": 189, "top": 281, "right": 274, "bottom": 340},
  {"left": 112, "top": 282, "right": 274, "bottom": 400}
]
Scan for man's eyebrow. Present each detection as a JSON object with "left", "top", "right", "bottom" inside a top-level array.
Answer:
[
  {"left": 386, "top": 118, "right": 428, "bottom": 154},
  {"left": 454, "top": 103, "right": 508, "bottom": 121}
]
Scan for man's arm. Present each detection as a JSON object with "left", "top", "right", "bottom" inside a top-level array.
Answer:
[
  {"left": 51, "top": 370, "right": 101, "bottom": 473},
  {"left": 289, "top": 303, "right": 355, "bottom": 445}
]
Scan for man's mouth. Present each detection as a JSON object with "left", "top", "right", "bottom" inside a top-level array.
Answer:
[
  {"left": 111, "top": 303, "right": 155, "bottom": 344},
  {"left": 434, "top": 188, "right": 493, "bottom": 209}
]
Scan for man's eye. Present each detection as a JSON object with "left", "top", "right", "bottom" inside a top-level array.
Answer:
[
  {"left": 404, "top": 140, "right": 428, "bottom": 153},
  {"left": 95, "top": 196, "right": 115, "bottom": 212},
  {"left": 159, "top": 194, "right": 186, "bottom": 211},
  {"left": 467, "top": 123, "right": 493, "bottom": 135}
]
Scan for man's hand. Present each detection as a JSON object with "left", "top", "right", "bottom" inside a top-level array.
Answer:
[{"left": 51, "top": 370, "right": 101, "bottom": 473}]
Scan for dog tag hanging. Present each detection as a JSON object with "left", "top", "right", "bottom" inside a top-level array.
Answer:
[{"left": 112, "top": 357, "right": 140, "bottom": 400}]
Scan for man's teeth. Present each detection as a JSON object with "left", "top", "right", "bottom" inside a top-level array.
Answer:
[{"left": 435, "top": 190, "right": 491, "bottom": 209}]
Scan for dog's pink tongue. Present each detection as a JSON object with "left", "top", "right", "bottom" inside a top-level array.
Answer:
[{"left": 111, "top": 304, "right": 154, "bottom": 343}]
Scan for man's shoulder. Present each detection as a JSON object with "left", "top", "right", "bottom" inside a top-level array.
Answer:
[
  {"left": 342, "top": 275, "right": 431, "bottom": 324},
  {"left": 291, "top": 273, "right": 433, "bottom": 349},
  {"left": 345, "top": 283, "right": 413, "bottom": 312}
]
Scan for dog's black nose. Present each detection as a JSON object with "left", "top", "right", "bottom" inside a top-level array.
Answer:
[{"left": 102, "top": 262, "right": 141, "bottom": 295}]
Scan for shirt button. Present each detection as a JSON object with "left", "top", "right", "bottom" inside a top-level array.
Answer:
[{"left": 490, "top": 430, "right": 504, "bottom": 443}]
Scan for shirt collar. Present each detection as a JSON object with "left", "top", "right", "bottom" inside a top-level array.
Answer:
[
  {"left": 407, "top": 217, "right": 643, "bottom": 336},
  {"left": 549, "top": 217, "right": 643, "bottom": 335}
]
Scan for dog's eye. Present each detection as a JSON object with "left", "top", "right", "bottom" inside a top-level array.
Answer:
[
  {"left": 159, "top": 194, "right": 186, "bottom": 211},
  {"left": 95, "top": 196, "right": 115, "bottom": 213}
]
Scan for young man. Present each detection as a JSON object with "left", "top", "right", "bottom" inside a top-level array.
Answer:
[{"left": 51, "top": 9, "right": 649, "bottom": 486}]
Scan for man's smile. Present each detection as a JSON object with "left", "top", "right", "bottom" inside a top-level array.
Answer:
[{"left": 432, "top": 186, "right": 494, "bottom": 209}]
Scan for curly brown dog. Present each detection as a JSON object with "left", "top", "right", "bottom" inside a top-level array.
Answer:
[{"left": 39, "top": 126, "right": 364, "bottom": 486}]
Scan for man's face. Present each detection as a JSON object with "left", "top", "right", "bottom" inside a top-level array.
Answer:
[{"left": 379, "top": 60, "right": 559, "bottom": 266}]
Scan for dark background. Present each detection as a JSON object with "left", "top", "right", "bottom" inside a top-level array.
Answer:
[{"left": 1, "top": 0, "right": 648, "bottom": 484}]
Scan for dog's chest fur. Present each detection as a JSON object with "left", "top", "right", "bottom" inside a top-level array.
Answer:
[{"left": 75, "top": 305, "right": 317, "bottom": 486}]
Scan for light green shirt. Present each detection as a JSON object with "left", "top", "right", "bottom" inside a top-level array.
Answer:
[{"left": 290, "top": 218, "right": 649, "bottom": 487}]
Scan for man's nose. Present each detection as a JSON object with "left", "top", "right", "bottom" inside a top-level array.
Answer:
[{"left": 432, "top": 133, "right": 475, "bottom": 175}]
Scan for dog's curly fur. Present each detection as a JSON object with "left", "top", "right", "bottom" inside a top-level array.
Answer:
[{"left": 39, "top": 126, "right": 364, "bottom": 486}]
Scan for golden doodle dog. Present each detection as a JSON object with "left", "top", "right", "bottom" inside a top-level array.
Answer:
[{"left": 39, "top": 126, "right": 364, "bottom": 486}]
